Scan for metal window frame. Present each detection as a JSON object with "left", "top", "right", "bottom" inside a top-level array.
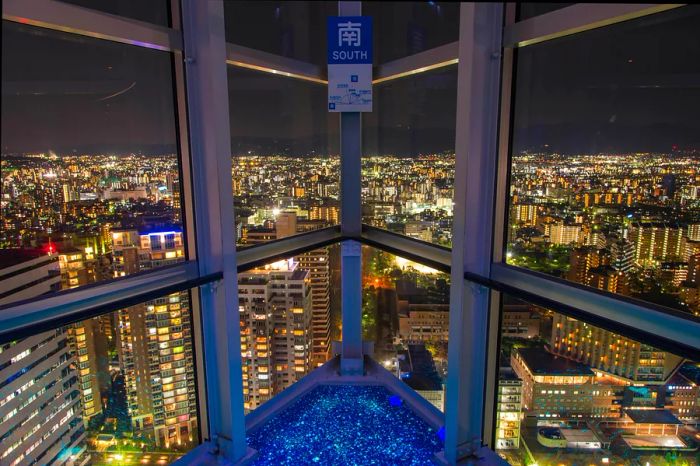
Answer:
[
  {"left": 2, "top": 0, "right": 182, "bottom": 51},
  {"left": 373, "top": 41, "right": 458, "bottom": 84},
  {"left": 440, "top": 4, "right": 504, "bottom": 463},
  {"left": 504, "top": 3, "right": 685, "bottom": 48},
  {"left": 226, "top": 42, "right": 327, "bottom": 84},
  {"left": 0, "top": 262, "right": 217, "bottom": 344},
  {"left": 3, "top": 2, "right": 700, "bottom": 465}
]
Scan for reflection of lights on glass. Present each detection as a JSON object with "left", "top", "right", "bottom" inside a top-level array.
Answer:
[
  {"left": 394, "top": 256, "right": 439, "bottom": 274},
  {"left": 506, "top": 251, "right": 513, "bottom": 259}
]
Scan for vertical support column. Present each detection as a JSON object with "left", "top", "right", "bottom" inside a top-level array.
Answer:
[
  {"left": 338, "top": 1, "right": 364, "bottom": 375},
  {"left": 339, "top": 0, "right": 362, "bottom": 238},
  {"left": 341, "top": 240, "right": 363, "bottom": 374},
  {"left": 340, "top": 111, "right": 362, "bottom": 237},
  {"left": 483, "top": 3, "right": 517, "bottom": 450},
  {"left": 441, "top": 3, "right": 503, "bottom": 464},
  {"left": 180, "top": 0, "right": 251, "bottom": 462}
]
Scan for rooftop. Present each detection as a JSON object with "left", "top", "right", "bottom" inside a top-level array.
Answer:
[
  {"left": 516, "top": 347, "right": 595, "bottom": 376},
  {"left": 623, "top": 409, "right": 683, "bottom": 425},
  {"left": 498, "top": 366, "right": 521, "bottom": 382}
]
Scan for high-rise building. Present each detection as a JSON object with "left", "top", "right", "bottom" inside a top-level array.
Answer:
[
  {"left": 309, "top": 205, "right": 339, "bottom": 224},
  {"left": 114, "top": 227, "right": 198, "bottom": 447},
  {"left": 238, "top": 259, "right": 312, "bottom": 411},
  {"left": 172, "top": 180, "right": 181, "bottom": 223},
  {"left": 54, "top": 245, "right": 113, "bottom": 426},
  {"left": 0, "top": 249, "right": 60, "bottom": 303},
  {"left": 551, "top": 313, "right": 683, "bottom": 383},
  {"left": 688, "top": 224, "right": 700, "bottom": 242},
  {"left": 547, "top": 223, "right": 582, "bottom": 245},
  {"left": 296, "top": 248, "right": 331, "bottom": 367},
  {"left": 0, "top": 251, "right": 89, "bottom": 465},
  {"left": 67, "top": 319, "right": 110, "bottom": 422},
  {"left": 111, "top": 229, "right": 141, "bottom": 277},
  {"left": 276, "top": 215, "right": 332, "bottom": 367},
  {"left": 567, "top": 246, "right": 605, "bottom": 285},
  {"left": 116, "top": 294, "right": 197, "bottom": 447},
  {"left": 513, "top": 204, "right": 538, "bottom": 227},
  {"left": 629, "top": 223, "right": 683, "bottom": 266},
  {"left": 495, "top": 367, "right": 522, "bottom": 450},
  {"left": 609, "top": 237, "right": 635, "bottom": 273}
]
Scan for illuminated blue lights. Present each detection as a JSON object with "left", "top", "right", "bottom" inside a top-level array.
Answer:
[
  {"left": 248, "top": 385, "right": 443, "bottom": 465},
  {"left": 437, "top": 426, "right": 446, "bottom": 442}
]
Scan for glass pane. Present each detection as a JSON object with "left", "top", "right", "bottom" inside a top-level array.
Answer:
[
  {"left": 363, "top": 66, "right": 457, "bottom": 247},
  {"left": 517, "top": 3, "right": 574, "bottom": 21},
  {"left": 361, "top": 246, "right": 450, "bottom": 411},
  {"left": 505, "top": 6, "right": 700, "bottom": 317},
  {"left": 363, "top": 1, "right": 460, "bottom": 64},
  {"left": 229, "top": 67, "right": 339, "bottom": 247},
  {"left": 238, "top": 246, "right": 341, "bottom": 412},
  {"left": 494, "top": 294, "right": 700, "bottom": 465},
  {"left": 224, "top": 1, "right": 337, "bottom": 65},
  {"left": 1, "top": 21, "right": 185, "bottom": 297},
  {"left": 59, "top": 0, "right": 171, "bottom": 27},
  {"left": 0, "top": 249, "right": 201, "bottom": 463}
]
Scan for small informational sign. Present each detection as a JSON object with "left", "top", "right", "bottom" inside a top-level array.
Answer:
[{"left": 327, "top": 16, "right": 372, "bottom": 112}]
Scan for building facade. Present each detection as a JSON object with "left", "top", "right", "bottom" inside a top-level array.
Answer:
[
  {"left": 238, "top": 259, "right": 312, "bottom": 411},
  {"left": 551, "top": 313, "right": 683, "bottom": 383},
  {"left": 0, "top": 251, "right": 88, "bottom": 465}
]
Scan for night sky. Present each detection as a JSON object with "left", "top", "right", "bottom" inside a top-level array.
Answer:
[
  {"left": 1, "top": 3, "right": 699, "bottom": 156},
  {"left": 1, "top": 20, "right": 178, "bottom": 155},
  {"left": 513, "top": 4, "right": 700, "bottom": 154}
]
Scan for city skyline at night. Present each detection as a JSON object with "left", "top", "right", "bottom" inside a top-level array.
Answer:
[{"left": 2, "top": 3, "right": 700, "bottom": 466}]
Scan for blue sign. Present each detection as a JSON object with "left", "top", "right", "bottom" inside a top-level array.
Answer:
[
  {"left": 327, "top": 16, "right": 373, "bottom": 65},
  {"left": 327, "top": 16, "right": 373, "bottom": 112}
]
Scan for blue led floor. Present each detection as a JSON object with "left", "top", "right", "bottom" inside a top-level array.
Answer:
[{"left": 248, "top": 384, "right": 443, "bottom": 465}]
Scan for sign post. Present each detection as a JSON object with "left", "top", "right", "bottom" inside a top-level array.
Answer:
[{"left": 327, "top": 16, "right": 372, "bottom": 112}]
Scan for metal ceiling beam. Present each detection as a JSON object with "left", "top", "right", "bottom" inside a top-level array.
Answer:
[
  {"left": 373, "top": 41, "right": 458, "bottom": 84},
  {"left": 504, "top": 3, "right": 685, "bottom": 48},
  {"left": 226, "top": 43, "right": 327, "bottom": 84},
  {"left": 2, "top": 0, "right": 182, "bottom": 51}
]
